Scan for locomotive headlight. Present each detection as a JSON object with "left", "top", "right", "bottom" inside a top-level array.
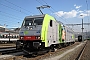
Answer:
[
  {"left": 35, "top": 36, "right": 41, "bottom": 39},
  {"left": 38, "top": 36, "right": 40, "bottom": 39},
  {"left": 30, "top": 27, "right": 32, "bottom": 30},
  {"left": 20, "top": 42, "right": 23, "bottom": 45},
  {"left": 20, "top": 36, "right": 24, "bottom": 40},
  {"left": 39, "top": 43, "right": 41, "bottom": 45}
]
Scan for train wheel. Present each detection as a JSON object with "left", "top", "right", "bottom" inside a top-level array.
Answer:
[
  {"left": 58, "top": 44, "right": 62, "bottom": 49},
  {"left": 50, "top": 45, "right": 56, "bottom": 52},
  {"left": 16, "top": 40, "right": 23, "bottom": 50}
]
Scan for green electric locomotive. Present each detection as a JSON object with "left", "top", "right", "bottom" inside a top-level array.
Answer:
[{"left": 16, "top": 14, "right": 75, "bottom": 54}]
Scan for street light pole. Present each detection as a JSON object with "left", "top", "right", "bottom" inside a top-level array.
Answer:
[
  {"left": 80, "top": 15, "right": 84, "bottom": 41},
  {"left": 82, "top": 18, "right": 84, "bottom": 33}
]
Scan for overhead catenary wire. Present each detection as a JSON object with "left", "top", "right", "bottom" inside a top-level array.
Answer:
[
  {"left": 0, "top": 0, "right": 35, "bottom": 27},
  {"left": 42, "top": 0, "right": 90, "bottom": 32},
  {"left": 35, "top": 0, "right": 54, "bottom": 14},
  {"left": 0, "top": 18, "right": 21, "bottom": 28},
  {"left": 0, "top": 17, "right": 22, "bottom": 26},
  {"left": 36, "top": 0, "right": 55, "bottom": 13},
  {"left": 0, "top": 18, "right": 22, "bottom": 27},
  {"left": 36, "top": 0, "right": 69, "bottom": 24},
  {"left": 0, "top": 10, "right": 22, "bottom": 19},
  {"left": 0, "top": 10, "right": 23, "bottom": 27},
  {"left": 85, "top": 0, "right": 90, "bottom": 32},
  {"left": 0, "top": 3, "right": 29, "bottom": 15},
  {"left": 0, "top": 17, "right": 21, "bottom": 26},
  {"left": 0, "top": 1, "right": 29, "bottom": 27},
  {"left": 0, "top": 17, "right": 20, "bottom": 24},
  {"left": 2, "top": 0, "right": 69, "bottom": 24},
  {"left": 86, "top": 0, "right": 89, "bottom": 20},
  {"left": 0, "top": 1, "right": 34, "bottom": 28},
  {"left": 4, "top": 0, "right": 35, "bottom": 15},
  {"left": 0, "top": 20, "right": 19, "bottom": 27},
  {"left": 36, "top": 0, "right": 77, "bottom": 32},
  {"left": 0, "top": 12, "right": 22, "bottom": 21},
  {"left": 41, "top": 0, "right": 56, "bottom": 13},
  {"left": 42, "top": 0, "right": 69, "bottom": 20}
]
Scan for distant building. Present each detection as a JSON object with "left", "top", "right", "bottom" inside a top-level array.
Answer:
[
  {"left": 75, "top": 31, "right": 90, "bottom": 40},
  {"left": 0, "top": 24, "right": 20, "bottom": 33},
  {"left": 0, "top": 25, "right": 5, "bottom": 32},
  {"left": 14, "top": 28, "right": 20, "bottom": 32}
]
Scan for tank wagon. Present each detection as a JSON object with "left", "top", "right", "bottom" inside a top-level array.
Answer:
[{"left": 16, "top": 14, "right": 75, "bottom": 54}]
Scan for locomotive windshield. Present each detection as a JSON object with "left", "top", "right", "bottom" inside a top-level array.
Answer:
[{"left": 23, "top": 17, "right": 44, "bottom": 26}]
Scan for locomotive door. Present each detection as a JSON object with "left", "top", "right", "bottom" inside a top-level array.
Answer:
[
  {"left": 52, "top": 21, "right": 59, "bottom": 44},
  {"left": 47, "top": 20, "right": 59, "bottom": 46}
]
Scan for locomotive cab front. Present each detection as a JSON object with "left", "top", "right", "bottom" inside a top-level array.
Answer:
[{"left": 16, "top": 15, "right": 45, "bottom": 53}]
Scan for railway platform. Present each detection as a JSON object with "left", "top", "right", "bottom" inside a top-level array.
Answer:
[
  {"left": 43, "top": 40, "right": 90, "bottom": 60},
  {"left": 79, "top": 40, "right": 90, "bottom": 60},
  {"left": 59, "top": 40, "right": 90, "bottom": 60}
]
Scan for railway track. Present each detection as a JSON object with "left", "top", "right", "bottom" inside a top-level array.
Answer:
[
  {"left": 0, "top": 47, "right": 24, "bottom": 59},
  {"left": 75, "top": 41, "right": 87, "bottom": 60},
  {"left": 0, "top": 47, "right": 22, "bottom": 55},
  {"left": 0, "top": 46, "right": 16, "bottom": 49},
  {"left": 0, "top": 52, "right": 24, "bottom": 59},
  {"left": 0, "top": 41, "right": 86, "bottom": 60},
  {"left": 0, "top": 47, "right": 24, "bottom": 60}
]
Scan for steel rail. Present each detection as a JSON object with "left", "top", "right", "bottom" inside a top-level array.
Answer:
[{"left": 75, "top": 41, "right": 87, "bottom": 60}]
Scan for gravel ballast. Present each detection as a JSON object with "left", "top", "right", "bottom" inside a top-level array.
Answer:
[{"left": 0, "top": 41, "right": 88, "bottom": 60}]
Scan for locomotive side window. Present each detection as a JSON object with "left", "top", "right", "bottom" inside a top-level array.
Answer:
[{"left": 50, "top": 20, "right": 52, "bottom": 27}]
